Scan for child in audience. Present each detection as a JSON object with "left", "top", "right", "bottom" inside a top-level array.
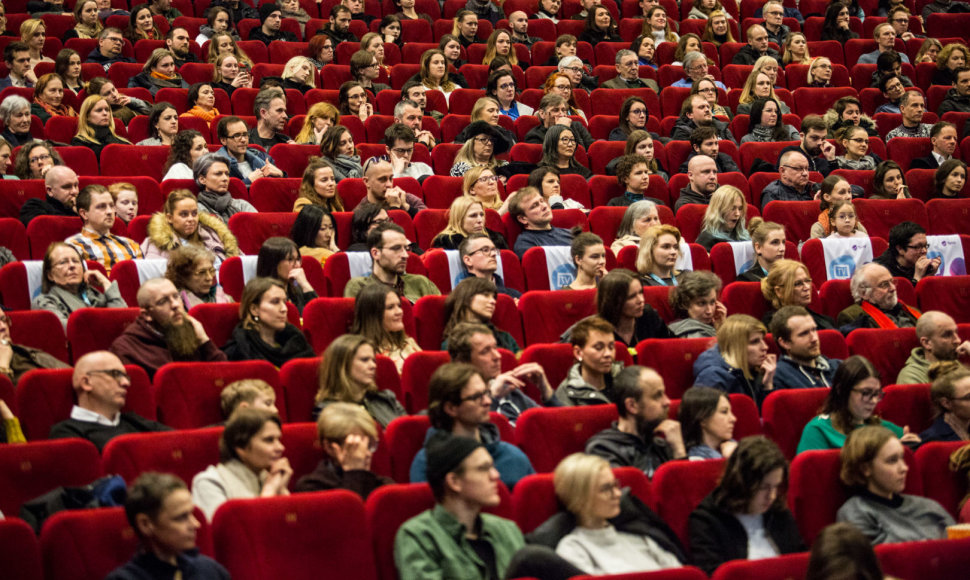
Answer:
[
  {"left": 826, "top": 201, "right": 866, "bottom": 239},
  {"left": 219, "top": 379, "right": 279, "bottom": 420}
]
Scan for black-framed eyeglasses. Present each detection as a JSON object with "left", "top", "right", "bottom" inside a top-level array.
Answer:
[
  {"left": 852, "top": 388, "right": 885, "bottom": 402},
  {"left": 87, "top": 369, "right": 130, "bottom": 381},
  {"left": 467, "top": 245, "right": 497, "bottom": 257},
  {"left": 460, "top": 389, "right": 490, "bottom": 403}
]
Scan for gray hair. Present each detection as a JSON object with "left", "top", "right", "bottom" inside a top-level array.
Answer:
[
  {"left": 393, "top": 99, "right": 420, "bottom": 120},
  {"left": 253, "top": 88, "right": 283, "bottom": 118},
  {"left": 616, "top": 200, "right": 657, "bottom": 238},
  {"left": 193, "top": 152, "right": 230, "bottom": 185},
  {"left": 558, "top": 55, "right": 582, "bottom": 72},
  {"left": 850, "top": 262, "right": 883, "bottom": 303},
  {"left": 682, "top": 51, "right": 706, "bottom": 70},
  {"left": 0, "top": 95, "right": 30, "bottom": 124},
  {"left": 614, "top": 49, "right": 635, "bottom": 66}
]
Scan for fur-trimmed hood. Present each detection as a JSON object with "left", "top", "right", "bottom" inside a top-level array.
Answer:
[
  {"left": 145, "top": 211, "right": 239, "bottom": 257},
  {"left": 822, "top": 108, "right": 877, "bottom": 137}
]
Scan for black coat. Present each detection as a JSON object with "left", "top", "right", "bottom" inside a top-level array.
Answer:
[{"left": 223, "top": 323, "right": 315, "bottom": 367}]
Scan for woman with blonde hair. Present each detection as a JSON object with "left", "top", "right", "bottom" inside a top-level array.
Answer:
[
  {"left": 783, "top": 32, "right": 811, "bottom": 65},
  {"left": 806, "top": 56, "right": 833, "bottom": 87},
  {"left": 915, "top": 37, "right": 943, "bottom": 64},
  {"left": 295, "top": 102, "right": 338, "bottom": 145},
  {"left": 128, "top": 49, "right": 188, "bottom": 95},
  {"left": 934, "top": 42, "right": 970, "bottom": 86},
  {"left": 701, "top": 11, "right": 735, "bottom": 46},
  {"left": 737, "top": 220, "right": 786, "bottom": 282},
  {"left": 736, "top": 60, "right": 791, "bottom": 115},
  {"left": 207, "top": 32, "right": 254, "bottom": 69},
  {"left": 695, "top": 186, "right": 750, "bottom": 251},
  {"left": 672, "top": 33, "right": 704, "bottom": 67},
  {"left": 294, "top": 157, "right": 344, "bottom": 213},
  {"left": 31, "top": 73, "right": 76, "bottom": 124},
  {"left": 20, "top": 19, "right": 52, "bottom": 69},
  {"left": 483, "top": 29, "right": 518, "bottom": 67},
  {"left": 760, "top": 259, "right": 836, "bottom": 330},
  {"left": 432, "top": 197, "right": 509, "bottom": 250},
  {"left": 543, "top": 72, "right": 586, "bottom": 120},
  {"left": 919, "top": 361, "right": 970, "bottom": 443},
  {"left": 636, "top": 224, "right": 683, "bottom": 287},
  {"left": 142, "top": 189, "right": 239, "bottom": 265},
  {"left": 71, "top": 94, "right": 131, "bottom": 159},
  {"left": 282, "top": 56, "right": 316, "bottom": 93},
  {"left": 693, "top": 315, "right": 776, "bottom": 405},
  {"left": 463, "top": 165, "right": 508, "bottom": 214},
  {"left": 642, "top": 6, "right": 678, "bottom": 45},
  {"left": 449, "top": 121, "right": 509, "bottom": 178},
  {"left": 64, "top": 0, "right": 103, "bottom": 40},
  {"left": 452, "top": 97, "right": 518, "bottom": 145},
  {"left": 212, "top": 53, "right": 253, "bottom": 97},
  {"left": 313, "top": 334, "right": 407, "bottom": 428},
  {"left": 351, "top": 283, "right": 422, "bottom": 372},
  {"left": 420, "top": 49, "right": 456, "bottom": 103}
]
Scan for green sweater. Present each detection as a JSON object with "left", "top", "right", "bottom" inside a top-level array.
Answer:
[
  {"left": 394, "top": 504, "right": 525, "bottom": 580},
  {"left": 796, "top": 415, "right": 903, "bottom": 455},
  {"left": 344, "top": 272, "right": 440, "bottom": 304}
]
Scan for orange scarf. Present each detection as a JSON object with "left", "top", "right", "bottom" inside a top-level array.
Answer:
[
  {"left": 860, "top": 301, "right": 921, "bottom": 329},
  {"left": 150, "top": 70, "right": 176, "bottom": 81},
  {"left": 33, "top": 97, "right": 76, "bottom": 118},
  {"left": 184, "top": 106, "right": 219, "bottom": 123}
]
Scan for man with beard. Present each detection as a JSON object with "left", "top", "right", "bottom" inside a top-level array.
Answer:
[
  {"left": 585, "top": 365, "right": 686, "bottom": 478},
  {"left": 49, "top": 351, "right": 170, "bottom": 451},
  {"left": 675, "top": 154, "right": 719, "bottom": 211},
  {"left": 897, "top": 311, "right": 970, "bottom": 384},
  {"left": 670, "top": 94, "right": 736, "bottom": 142},
  {"left": 343, "top": 222, "right": 439, "bottom": 303},
  {"left": 65, "top": 184, "right": 142, "bottom": 274},
  {"left": 770, "top": 306, "right": 842, "bottom": 389},
  {"left": 837, "top": 263, "right": 922, "bottom": 334},
  {"left": 780, "top": 116, "right": 836, "bottom": 176},
  {"left": 318, "top": 5, "right": 358, "bottom": 44},
  {"left": 110, "top": 278, "right": 227, "bottom": 380},
  {"left": 164, "top": 27, "right": 197, "bottom": 67},
  {"left": 248, "top": 89, "right": 293, "bottom": 149}
]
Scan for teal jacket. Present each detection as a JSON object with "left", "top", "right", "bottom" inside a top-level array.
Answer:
[
  {"left": 796, "top": 415, "right": 903, "bottom": 455},
  {"left": 394, "top": 504, "right": 525, "bottom": 580}
]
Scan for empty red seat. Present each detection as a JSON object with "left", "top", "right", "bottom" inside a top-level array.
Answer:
[
  {"left": 0, "top": 518, "right": 42, "bottom": 580},
  {"left": 846, "top": 327, "right": 918, "bottom": 384},
  {"left": 761, "top": 387, "right": 829, "bottom": 459},
  {"left": 720, "top": 280, "right": 771, "bottom": 321},
  {"left": 0, "top": 438, "right": 101, "bottom": 518},
  {"left": 915, "top": 441, "right": 968, "bottom": 519},
  {"left": 154, "top": 361, "right": 283, "bottom": 428},
  {"left": 877, "top": 537, "right": 970, "bottom": 579},
  {"left": 66, "top": 307, "right": 141, "bottom": 361},
  {"left": 916, "top": 276, "right": 970, "bottom": 323},
  {"left": 226, "top": 212, "right": 299, "bottom": 254},
  {"left": 0, "top": 179, "right": 45, "bottom": 220},
  {"left": 652, "top": 458, "right": 726, "bottom": 546},
  {"left": 7, "top": 309, "right": 69, "bottom": 364},
  {"left": 926, "top": 198, "right": 970, "bottom": 236},
  {"left": 302, "top": 297, "right": 355, "bottom": 352},
  {"left": 39, "top": 507, "right": 140, "bottom": 580},
  {"left": 102, "top": 427, "right": 223, "bottom": 485},
  {"left": 517, "top": 289, "right": 597, "bottom": 345},
  {"left": 877, "top": 383, "right": 933, "bottom": 435},
  {"left": 515, "top": 404, "right": 618, "bottom": 473},
  {"left": 762, "top": 200, "right": 821, "bottom": 245},
  {"left": 709, "top": 553, "right": 810, "bottom": 580},
  {"left": 636, "top": 337, "right": 717, "bottom": 400}
]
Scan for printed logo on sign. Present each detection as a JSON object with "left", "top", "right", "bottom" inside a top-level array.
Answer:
[
  {"left": 927, "top": 249, "right": 945, "bottom": 275},
  {"left": 552, "top": 263, "right": 576, "bottom": 290},
  {"left": 738, "top": 259, "right": 753, "bottom": 272},
  {"left": 828, "top": 254, "right": 857, "bottom": 280}
]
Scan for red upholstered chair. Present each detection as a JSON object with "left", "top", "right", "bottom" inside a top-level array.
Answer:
[
  {"left": 916, "top": 276, "right": 970, "bottom": 323},
  {"left": 793, "top": 87, "right": 857, "bottom": 118},
  {"left": 303, "top": 297, "right": 353, "bottom": 352},
  {"left": 761, "top": 387, "right": 828, "bottom": 459},
  {"left": 915, "top": 441, "right": 968, "bottom": 519},
  {"left": 0, "top": 438, "right": 101, "bottom": 518},
  {"left": 78, "top": 176, "right": 164, "bottom": 216},
  {"left": 884, "top": 136, "right": 932, "bottom": 172},
  {"left": 39, "top": 507, "right": 143, "bottom": 580},
  {"left": 227, "top": 212, "right": 298, "bottom": 254},
  {"left": 186, "top": 302, "right": 243, "bottom": 355},
  {"left": 249, "top": 178, "right": 302, "bottom": 212},
  {"left": 762, "top": 200, "right": 822, "bottom": 245},
  {"left": 720, "top": 280, "right": 771, "bottom": 320},
  {"left": 102, "top": 427, "right": 223, "bottom": 485},
  {"left": 517, "top": 289, "right": 597, "bottom": 345},
  {"left": 876, "top": 383, "right": 933, "bottom": 434},
  {"left": 652, "top": 458, "right": 726, "bottom": 545},
  {"left": 266, "top": 143, "right": 320, "bottom": 177},
  {"left": 518, "top": 342, "right": 634, "bottom": 401},
  {"left": 278, "top": 357, "right": 321, "bottom": 423},
  {"left": 800, "top": 237, "right": 888, "bottom": 283},
  {"left": 366, "top": 483, "right": 436, "bottom": 580},
  {"left": 846, "top": 327, "right": 918, "bottom": 383},
  {"left": 8, "top": 309, "right": 69, "bottom": 364},
  {"left": 384, "top": 415, "right": 435, "bottom": 483},
  {"left": 411, "top": 293, "right": 522, "bottom": 352},
  {"left": 0, "top": 179, "right": 45, "bottom": 220},
  {"left": 154, "top": 361, "right": 284, "bottom": 428},
  {"left": 66, "top": 307, "right": 141, "bottom": 361},
  {"left": 0, "top": 518, "right": 42, "bottom": 580},
  {"left": 0, "top": 262, "right": 37, "bottom": 313},
  {"left": 636, "top": 337, "right": 717, "bottom": 400},
  {"left": 877, "top": 537, "right": 970, "bottom": 579},
  {"left": 926, "top": 198, "right": 970, "bottom": 236},
  {"left": 515, "top": 404, "right": 618, "bottom": 472},
  {"left": 709, "top": 553, "right": 811, "bottom": 580},
  {"left": 590, "top": 88, "right": 661, "bottom": 118},
  {"left": 212, "top": 490, "right": 377, "bottom": 580},
  {"left": 521, "top": 246, "right": 617, "bottom": 291},
  {"left": 421, "top": 175, "right": 465, "bottom": 209}
]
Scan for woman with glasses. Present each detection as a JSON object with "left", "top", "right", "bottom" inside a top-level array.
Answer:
[
  {"left": 693, "top": 315, "right": 777, "bottom": 406},
  {"left": 308, "top": 33, "right": 335, "bottom": 68},
  {"left": 338, "top": 80, "right": 373, "bottom": 122},
  {"left": 833, "top": 126, "right": 881, "bottom": 170},
  {"left": 692, "top": 78, "right": 730, "bottom": 120},
  {"left": 432, "top": 196, "right": 508, "bottom": 250},
  {"left": 291, "top": 204, "right": 337, "bottom": 265},
  {"left": 13, "top": 140, "right": 61, "bottom": 180},
  {"left": 350, "top": 49, "right": 389, "bottom": 95},
  {"left": 540, "top": 124, "right": 591, "bottom": 178},
  {"left": 609, "top": 96, "right": 650, "bottom": 142},
  {"left": 543, "top": 72, "right": 586, "bottom": 120},
  {"left": 486, "top": 70, "right": 532, "bottom": 121},
  {"left": 255, "top": 237, "right": 317, "bottom": 315},
  {"left": 462, "top": 165, "right": 508, "bottom": 213},
  {"left": 313, "top": 334, "right": 407, "bottom": 427},
  {"left": 450, "top": 121, "right": 509, "bottom": 178},
  {"left": 164, "top": 244, "right": 232, "bottom": 309},
  {"left": 836, "top": 425, "right": 951, "bottom": 543},
  {"left": 32, "top": 242, "right": 127, "bottom": 327},
  {"left": 142, "top": 190, "right": 239, "bottom": 267},
  {"left": 872, "top": 221, "right": 938, "bottom": 286},
  {"left": 806, "top": 56, "right": 834, "bottom": 87},
  {"left": 760, "top": 259, "right": 836, "bottom": 331},
  {"left": 797, "top": 356, "right": 921, "bottom": 453}
]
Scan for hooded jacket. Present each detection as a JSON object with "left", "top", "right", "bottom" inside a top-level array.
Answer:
[
  {"left": 693, "top": 345, "right": 768, "bottom": 406},
  {"left": 669, "top": 318, "right": 717, "bottom": 339},
  {"left": 896, "top": 347, "right": 930, "bottom": 384},
  {"left": 938, "top": 88, "right": 970, "bottom": 115},
  {"left": 823, "top": 108, "right": 878, "bottom": 138},
  {"left": 141, "top": 211, "right": 239, "bottom": 263},
  {"left": 409, "top": 423, "right": 535, "bottom": 489},
  {"left": 585, "top": 422, "right": 674, "bottom": 478},
  {"left": 554, "top": 361, "right": 624, "bottom": 406},
  {"left": 774, "top": 354, "right": 840, "bottom": 389}
]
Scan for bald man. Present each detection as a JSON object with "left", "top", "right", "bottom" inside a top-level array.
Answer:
[
  {"left": 897, "top": 311, "right": 970, "bottom": 384},
  {"left": 19, "top": 165, "right": 80, "bottom": 226},
  {"left": 732, "top": 24, "right": 782, "bottom": 65},
  {"left": 675, "top": 154, "right": 719, "bottom": 211},
  {"left": 508, "top": 11, "right": 539, "bottom": 47},
  {"left": 586, "top": 365, "right": 686, "bottom": 478},
  {"left": 110, "top": 278, "right": 226, "bottom": 380},
  {"left": 49, "top": 351, "right": 170, "bottom": 450}
]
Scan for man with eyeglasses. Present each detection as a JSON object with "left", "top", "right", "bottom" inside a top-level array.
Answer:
[
  {"left": 249, "top": 88, "right": 294, "bottom": 149},
  {"left": 65, "top": 184, "right": 142, "bottom": 274},
  {"left": 887, "top": 6, "right": 921, "bottom": 42},
  {"left": 885, "top": 91, "right": 932, "bottom": 140},
  {"left": 760, "top": 149, "right": 818, "bottom": 210},
  {"left": 110, "top": 278, "right": 227, "bottom": 380},
  {"left": 20, "top": 165, "right": 79, "bottom": 226},
  {"left": 344, "top": 222, "right": 439, "bottom": 303},
  {"left": 0, "top": 41, "right": 34, "bottom": 88},
  {"left": 937, "top": 67, "right": 970, "bottom": 116},
  {"left": 670, "top": 94, "right": 735, "bottom": 143},
  {"left": 670, "top": 52, "right": 727, "bottom": 90},
  {"left": 858, "top": 23, "right": 909, "bottom": 65},
  {"left": 393, "top": 101, "right": 437, "bottom": 150},
  {"left": 600, "top": 49, "right": 659, "bottom": 92},
  {"left": 214, "top": 115, "right": 284, "bottom": 186},
  {"left": 760, "top": 1, "right": 790, "bottom": 48},
  {"left": 873, "top": 221, "right": 939, "bottom": 286},
  {"left": 49, "top": 351, "right": 171, "bottom": 451},
  {"left": 361, "top": 157, "right": 427, "bottom": 219},
  {"left": 86, "top": 28, "right": 135, "bottom": 72},
  {"left": 875, "top": 73, "right": 907, "bottom": 114},
  {"left": 383, "top": 123, "right": 432, "bottom": 181},
  {"left": 732, "top": 24, "right": 781, "bottom": 66},
  {"left": 911, "top": 121, "right": 958, "bottom": 169},
  {"left": 524, "top": 94, "right": 593, "bottom": 148},
  {"left": 459, "top": 233, "right": 520, "bottom": 299},
  {"left": 837, "top": 263, "right": 921, "bottom": 334},
  {"left": 897, "top": 311, "right": 970, "bottom": 385},
  {"left": 770, "top": 306, "right": 842, "bottom": 390}
]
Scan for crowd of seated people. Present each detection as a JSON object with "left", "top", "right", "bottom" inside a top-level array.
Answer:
[{"left": 5, "top": 0, "right": 970, "bottom": 577}]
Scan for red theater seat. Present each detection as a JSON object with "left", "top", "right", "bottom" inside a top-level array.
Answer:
[
  {"left": 709, "top": 553, "right": 811, "bottom": 580},
  {"left": 877, "top": 537, "right": 970, "bottom": 580},
  {"left": 40, "top": 507, "right": 139, "bottom": 580},
  {"left": 915, "top": 441, "right": 968, "bottom": 518},
  {"left": 515, "top": 405, "right": 618, "bottom": 473},
  {"left": 517, "top": 289, "right": 597, "bottom": 345},
  {"left": 66, "top": 307, "right": 141, "bottom": 361},
  {"left": 0, "top": 518, "right": 42, "bottom": 580},
  {"left": 761, "top": 387, "right": 829, "bottom": 459},
  {"left": 8, "top": 309, "right": 69, "bottom": 364},
  {"left": 102, "top": 427, "right": 223, "bottom": 485},
  {"left": 637, "top": 337, "right": 717, "bottom": 400},
  {"left": 302, "top": 297, "right": 354, "bottom": 353},
  {"left": 652, "top": 459, "right": 726, "bottom": 546},
  {"left": 916, "top": 276, "right": 970, "bottom": 323},
  {"left": 227, "top": 212, "right": 299, "bottom": 254},
  {"left": 877, "top": 383, "right": 933, "bottom": 435},
  {"left": 846, "top": 327, "right": 918, "bottom": 385},
  {"left": 0, "top": 438, "right": 101, "bottom": 518}
]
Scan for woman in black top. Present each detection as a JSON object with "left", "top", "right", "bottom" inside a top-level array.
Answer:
[
  {"left": 597, "top": 269, "right": 671, "bottom": 350},
  {"left": 255, "top": 237, "right": 318, "bottom": 315},
  {"left": 224, "top": 277, "right": 314, "bottom": 366}
]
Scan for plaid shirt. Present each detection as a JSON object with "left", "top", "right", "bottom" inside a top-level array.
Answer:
[{"left": 66, "top": 227, "right": 142, "bottom": 274}]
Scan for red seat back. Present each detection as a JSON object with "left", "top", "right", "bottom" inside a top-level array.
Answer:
[
  {"left": 517, "top": 289, "right": 597, "bottom": 346},
  {"left": 876, "top": 383, "right": 933, "bottom": 434},
  {"left": 40, "top": 507, "right": 141, "bottom": 580},
  {"left": 514, "top": 404, "right": 619, "bottom": 473},
  {"left": 102, "top": 427, "right": 223, "bottom": 485},
  {"left": 0, "top": 438, "right": 101, "bottom": 518},
  {"left": 877, "top": 537, "right": 970, "bottom": 579},
  {"left": 636, "top": 337, "right": 718, "bottom": 400},
  {"left": 846, "top": 327, "right": 918, "bottom": 386},
  {"left": 652, "top": 458, "right": 726, "bottom": 546},
  {"left": 761, "top": 387, "right": 829, "bottom": 459},
  {"left": 709, "top": 553, "right": 811, "bottom": 580},
  {"left": 0, "top": 518, "right": 42, "bottom": 580},
  {"left": 915, "top": 441, "right": 968, "bottom": 519},
  {"left": 916, "top": 276, "right": 970, "bottom": 323},
  {"left": 66, "top": 307, "right": 141, "bottom": 361}
]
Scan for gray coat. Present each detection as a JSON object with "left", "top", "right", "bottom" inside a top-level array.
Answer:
[{"left": 32, "top": 281, "right": 127, "bottom": 327}]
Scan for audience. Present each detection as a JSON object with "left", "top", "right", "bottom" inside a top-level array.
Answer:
[
  {"left": 885, "top": 91, "right": 932, "bottom": 140},
  {"left": 668, "top": 270, "right": 725, "bottom": 338},
  {"left": 165, "top": 245, "right": 232, "bottom": 309},
  {"left": 871, "top": 160, "right": 910, "bottom": 199},
  {"left": 635, "top": 224, "right": 682, "bottom": 287},
  {"left": 344, "top": 222, "right": 439, "bottom": 303},
  {"left": 694, "top": 314, "right": 776, "bottom": 406},
  {"left": 770, "top": 306, "right": 842, "bottom": 389},
  {"left": 32, "top": 242, "right": 127, "bottom": 327},
  {"left": 805, "top": 522, "right": 886, "bottom": 580},
  {"left": 255, "top": 237, "right": 318, "bottom": 314},
  {"left": 351, "top": 282, "right": 421, "bottom": 372},
  {"left": 65, "top": 184, "right": 143, "bottom": 273},
  {"left": 432, "top": 197, "right": 508, "bottom": 250},
  {"left": 838, "top": 263, "right": 922, "bottom": 333},
  {"left": 931, "top": 158, "right": 968, "bottom": 199},
  {"left": 556, "top": 315, "right": 624, "bottom": 405},
  {"left": 897, "top": 311, "right": 970, "bottom": 384},
  {"left": 761, "top": 259, "right": 836, "bottom": 330},
  {"left": 193, "top": 153, "right": 257, "bottom": 223},
  {"left": 458, "top": 233, "right": 520, "bottom": 299},
  {"left": 675, "top": 155, "right": 720, "bottom": 210},
  {"left": 679, "top": 386, "right": 737, "bottom": 459},
  {"left": 223, "top": 277, "right": 314, "bottom": 366},
  {"left": 143, "top": 190, "right": 239, "bottom": 266},
  {"left": 760, "top": 150, "right": 817, "bottom": 208},
  {"left": 873, "top": 221, "right": 938, "bottom": 286},
  {"left": 508, "top": 186, "right": 574, "bottom": 258},
  {"left": 695, "top": 185, "right": 750, "bottom": 251}
]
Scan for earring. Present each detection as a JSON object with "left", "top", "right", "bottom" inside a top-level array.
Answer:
[{"left": 253, "top": 315, "right": 260, "bottom": 323}]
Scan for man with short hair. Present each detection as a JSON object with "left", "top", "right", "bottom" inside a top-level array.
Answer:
[
  {"left": 508, "top": 11, "right": 539, "bottom": 47},
  {"left": 911, "top": 121, "right": 958, "bottom": 169},
  {"left": 408, "top": 362, "right": 535, "bottom": 488},
  {"left": 507, "top": 186, "right": 573, "bottom": 258},
  {"left": 19, "top": 165, "right": 79, "bottom": 226},
  {"left": 732, "top": 24, "right": 781, "bottom": 65},
  {"left": 770, "top": 306, "right": 842, "bottom": 389},
  {"left": 458, "top": 234, "right": 521, "bottom": 299},
  {"left": 680, "top": 125, "right": 740, "bottom": 173},
  {"left": 149, "top": 0, "right": 182, "bottom": 22},
  {"left": 400, "top": 81, "right": 444, "bottom": 123},
  {"left": 670, "top": 51, "right": 727, "bottom": 90},
  {"left": 342, "top": 0, "right": 374, "bottom": 24},
  {"left": 0, "top": 41, "right": 34, "bottom": 88},
  {"left": 212, "top": 0, "right": 259, "bottom": 24},
  {"left": 466, "top": 0, "right": 503, "bottom": 24},
  {"left": 760, "top": 1, "right": 790, "bottom": 47},
  {"left": 250, "top": 4, "right": 297, "bottom": 45},
  {"left": 344, "top": 222, "right": 440, "bottom": 303},
  {"left": 65, "top": 185, "right": 143, "bottom": 274},
  {"left": 859, "top": 23, "right": 909, "bottom": 64},
  {"left": 875, "top": 73, "right": 907, "bottom": 114},
  {"left": 939, "top": 67, "right": 970, "bottom": 115},
  {"left": 393, "top": 99, "right": 437, "bottom": 148},
  {"left": 523, "top": 93, "right": 594, "bottom": 147},
  {"left": 384, "top": 123, "right": 433, "bottom": 181},
  {"left": 837, "top": 263, "right": 922, "bottom": 333},
  {"left": 164, "top": 27, "right": 197, "bottom": 67},
  {"left": 675, "top": 154, "right": 719, "bottom": 211},
  {"left": 49, "top": 351, "right": 171, "bottom": 450},
  {"left": 897, "top": 311, "right": 970, "bottom": 384},
  {"left": 215, "top": 115, "right": 284, "bottom": 185},
  {"left": 110, "top": 278, "right": 227, "bottom": 380},
  {"left": 888, "top": 6, "right": 921, "bottom": 42},
  {"left": 760, "top": 149, "right": 817, "bottom": 209},
  {"left": 885, "top": 91, "right": 932, "bottom": 139},
  {"left": 670, "top": 94, "right": 736, "bottom": 142},
  {"left": 586, "top": 365, "right": 686, "bottom": 477},
  {"left": 319, "top": 5, "right": 358, "bottom": 43},
  {"left": 556, "top": 315, "right": 625, "bottom": 405},
  {"left": 600, "top": 49, "right": 660, "bottom": 92},
  {"left": 249, "top": 89, "right": 293, "bottom": 149},
  {"left": 361, "top": 157, "right": 427, "bottom": 218},
  {"left": 87, "top": 28, "right": 135, "bottom": 72},
  {"left": 219, "top": 379, "right": 279, "bottom": 419},
  {"left": 105, "top": 472, "right": 229, "bottom": 580},
  {"left": 570, "top": 0, "right": 600, "bottom": 20},
  {"left": 448, "top": 322, "right": 559, "bottom": 425},
  {"left": 610, "top": 154, "right": 665, "bottom": 206},
  {"left": 779, "top": 115, "right": 836, "bottom": 176}
]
